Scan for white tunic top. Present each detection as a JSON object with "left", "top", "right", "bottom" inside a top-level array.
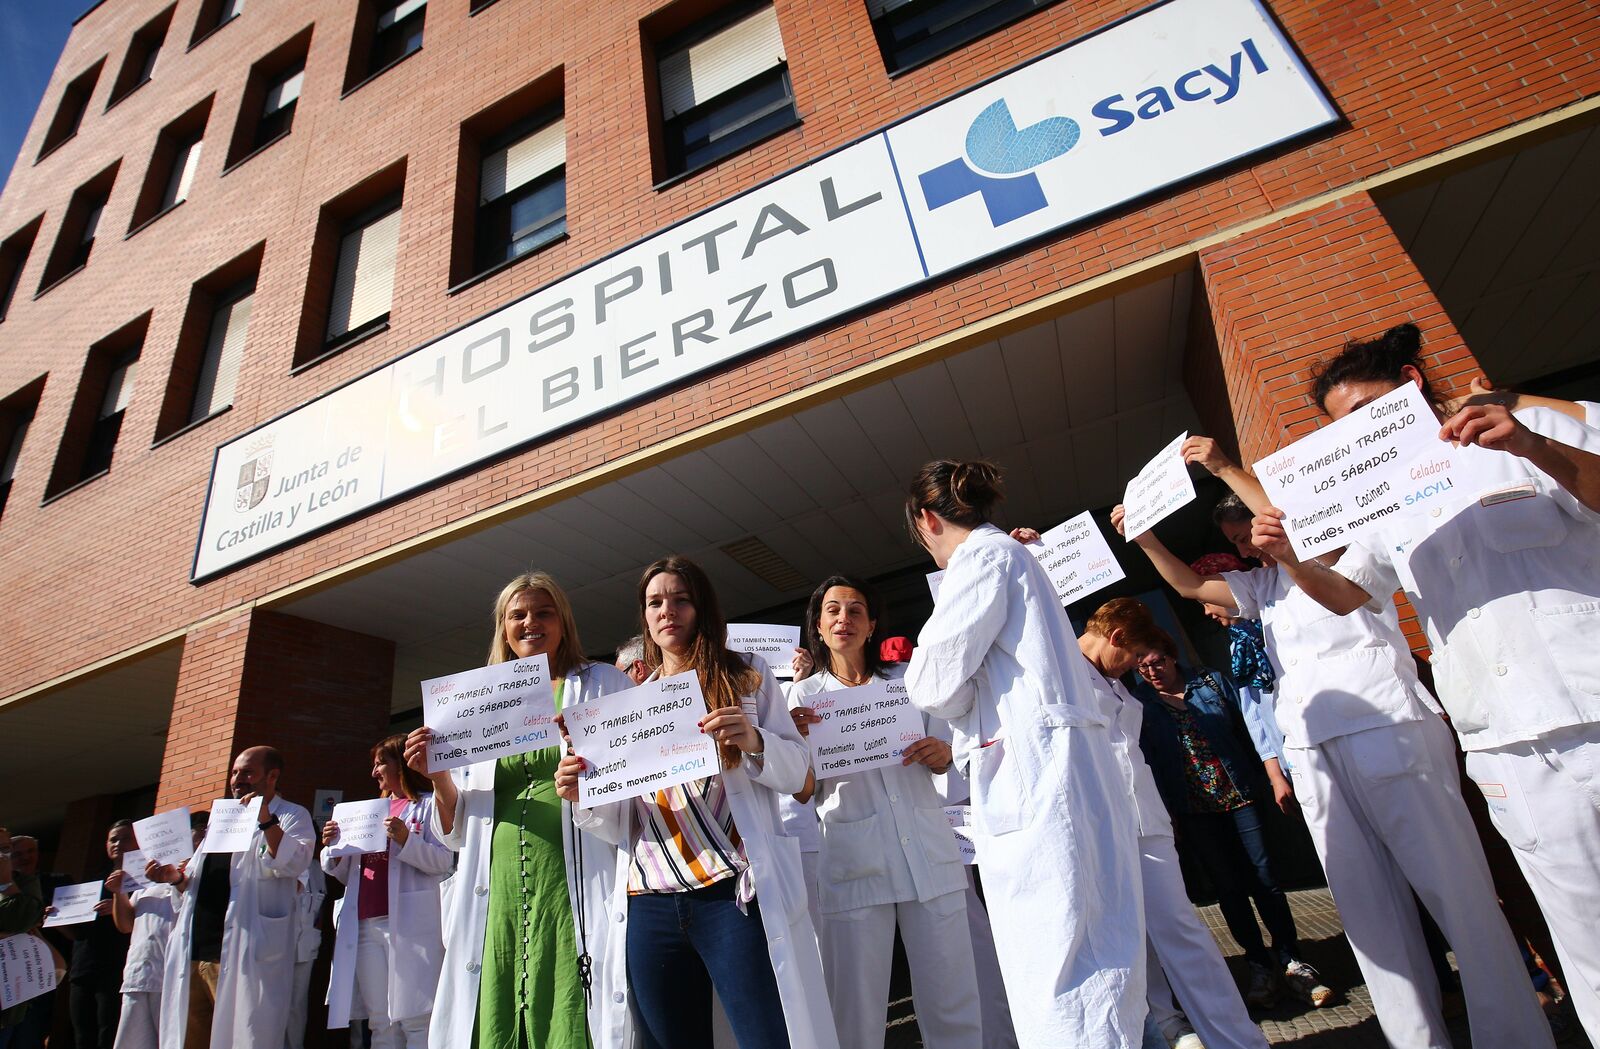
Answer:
[
  {"left": 1333, "top": 407, "right": 1600, "bottom": 751},
  {"left": 1225, "top": 563, "right": 1439, "bottom": 749},
  {"left": 120, "top": 888, "right": 178, "bottom": 994},
  {"left": 790, "top": 665, "right": 965, "bottom": 914},
  {"left": 1082, "top": 662, "right": 1172, "bottom": 840}
]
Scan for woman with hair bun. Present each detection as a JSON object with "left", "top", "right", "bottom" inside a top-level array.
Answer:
[
  {"left": 1253, "top": 322, "right": 1600, "bottom": 1040},
  {"left": 902, "top": 459, "right": 1146, "bottom": 1049}
]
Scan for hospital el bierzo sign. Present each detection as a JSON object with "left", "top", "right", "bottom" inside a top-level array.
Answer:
[{"left": 192, "top": 0, "right": 1337, "bottom": 580}]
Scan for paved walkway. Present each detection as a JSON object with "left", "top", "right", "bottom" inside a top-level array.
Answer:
[{"left": 885, "top": 887, "right": 1591, "bottom": 1047}]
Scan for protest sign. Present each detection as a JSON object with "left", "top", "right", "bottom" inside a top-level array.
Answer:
[
  {"left": 566, "top": 672, "right": 718, "bottom": 806},
  {"left": 204, "top": 797, "right": 264, "bottom": 854},
  {"left": 422, "top": 655, "right": 558, "bottom": 773},
  {"left": 1252, "top": 384, "right": 1458, "bottom": 560},
  {"left": 926, "top": 571, "right": 944, "bottom": 601},
  {"left": 132, "top": 807, "right": 194, "bottom": 867},
  {"left": 119, "top": 851, "right": 153, "bottom": 893},
  {"left": 1027, "top": 512, "right": 1126, "bottom": 605},
  {"left": 43, "top": 882, "right": 101, "bottom": 927},
  {"left": 726, "top": 624, "right": 803, "bottom": 678},
  {"left": 326, "top": 799, "right": 391, "bottom": 856},
  {"left": 944, "top": 806, "right": 978, "bottom": 864},
  {"left": 805, "top": 678, "right": 926, "bottom": 779},
  {"left": 1121, "top": 433, "right": 1196, "bottom": 540},
  {"left": 0, "top": 934, "right": 57, "bottom": 1009}
]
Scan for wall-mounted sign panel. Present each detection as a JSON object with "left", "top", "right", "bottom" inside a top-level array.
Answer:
[{"left": 193, "top": 0, "right": 1335, "bottom": 580}]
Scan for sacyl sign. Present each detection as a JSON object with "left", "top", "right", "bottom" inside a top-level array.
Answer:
[{"left": 193, "top": 0, "right": 1335, "bottom": 579}]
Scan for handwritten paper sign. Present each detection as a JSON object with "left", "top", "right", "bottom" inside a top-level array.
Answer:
[
  {"left": 326, "top": 799, "right": 391, "bottom": 856},
  {"left": 805, "top": 678, "right": 926, "bottom": 778},
  {"left": 118, "top": 851, "right": 153, "bottom": 893},
  {"left": 422, "top": 655, "right": 558, "bottom": 773},
  {"left": 926, "top": 571, "right": 944, "bottom": 601},
  {"left": 1121, "top": 433, "right": 1196, "bottom": 540},
  {"left": 566, "top": 672, "right": 717, "bottom": 806},
  {"left": 944, "top": 806, "right": 978, "bottom": 864},
  {"left": 1026, "top": 512, "right": 1126, "bottom": 605},
  {"left": 0, "top": 934, "right": 57, "bottom": 1009},
  {"left": 204, "top": 797, "right": 264, "bottom": 854},
  {"left": 727, "top": 624, "right": 803, "bottom": 678},
  {"left": 1252, "top": 384, "right": 1458, "bottom": 560},
  {"left": 43, "top": 882, "right": 101, "bottom": 927},
  {"left": 132, "top": 808, "right": 194, "bottom": 867}
]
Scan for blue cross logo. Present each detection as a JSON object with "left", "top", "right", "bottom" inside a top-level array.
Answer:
[{"left": 919, "top": 99, "right": 1080, "bottom": 226}]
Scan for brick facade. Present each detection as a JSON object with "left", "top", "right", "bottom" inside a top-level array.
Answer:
[{"left": 0, "top": 0, "right": 1596, "bottom": 702}]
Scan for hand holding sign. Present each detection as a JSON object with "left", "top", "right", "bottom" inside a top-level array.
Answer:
[
  {"left": 805, "top": 678, "right": 926, "bottom": 779},
  {"left": 421, "top": 655, "right": 558, "bottom": 773},
  {"left": 204, "top": 797, "right": 264, "bottom": 854},
  {"left": 43, "top": 883, "right": 101, "bottom": 928},
  {"left": 1251, "top": 384, "right": 1457, "bottom": 559},
  {"left": 726, "top": 625, "right": 802, "bottom": 678},
  {"left": 0, "top": 934, "right": 58, "bottom": 1009},
  {"left": 1023, "top": 513, "right": 1126, "bottom": 605},
  {"left": 132, "top": 808, "right": 194, "bottom": 867},
  {"left": 325, "top": 799, "right": 390, "bottom": 856},
  {"left": 565, "top": 672, "right": 718, "bottom": 807},
  {"left": 1121, "top": 433, "right": 1197, "bottom": 540}
]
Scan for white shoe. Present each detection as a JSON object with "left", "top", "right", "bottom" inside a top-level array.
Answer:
[{"left": 1172, "top": 1034, "right": 1206, "bottom": 1049}]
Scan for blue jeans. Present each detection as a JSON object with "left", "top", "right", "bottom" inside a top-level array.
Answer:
[
  {"left": 626, "top": 879, "right": 791, "bottom": 1049},
  {"left": 1177, "top": 803, "right": 1300, "bottom": 968}
]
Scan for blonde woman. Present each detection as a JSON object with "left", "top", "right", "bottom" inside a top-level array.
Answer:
[{"left": 404, "top": 573, "right": 633, "bottom": 1049}]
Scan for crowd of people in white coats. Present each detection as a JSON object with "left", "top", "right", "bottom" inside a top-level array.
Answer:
[{"left": 3, "top": 321, "right": 1598, "bottom": 1049}]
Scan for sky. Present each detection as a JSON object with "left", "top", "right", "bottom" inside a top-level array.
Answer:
[{"left": 0, "top": 0, "right": 80, "bottom": 194}]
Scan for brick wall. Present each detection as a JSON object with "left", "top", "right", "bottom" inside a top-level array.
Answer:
[{"left": 0, "top": 0, "right": 1596, "bottom": 697}]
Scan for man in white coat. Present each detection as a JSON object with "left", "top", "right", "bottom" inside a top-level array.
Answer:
[{"left": 151, "top": 746, "right": 314, "bottom": 1049}]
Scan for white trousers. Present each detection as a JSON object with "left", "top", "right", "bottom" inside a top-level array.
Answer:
[
  {"left": 1144, "top": 941, "right": 1187, "bottom": 1042},
  {"left": 355, "top": 918, "right": 430, "bottom": 1049},
  {"left": 1290, "top": 714, "right": 1554, "bottom": 1049},
  {"left": 1140, "top": 834, "right": 1268, "bottom": 1049},
  {"left": 1464, "top": 722, "right": 1600, "bottom": 1042},
  {"left": 820, "top": 890, "right": 982, "bottom": 1049},
  {"left": 112, "top": 991, "right": 159, "bottom": 1049},
  {"left": 964, "top": 870, "right": 1019, "bottom": 1049},
  {"left": 286, "top": 957, "right": 313, "bottom": 1049}
]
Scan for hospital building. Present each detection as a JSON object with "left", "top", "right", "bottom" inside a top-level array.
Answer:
[{"left": 1, "top": 0, "right": 1596, "bottom": 887}]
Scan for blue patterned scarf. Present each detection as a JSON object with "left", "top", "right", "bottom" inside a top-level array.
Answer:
[{"left": 1229, "top": 618, "right": 1275, "bottom": 693}]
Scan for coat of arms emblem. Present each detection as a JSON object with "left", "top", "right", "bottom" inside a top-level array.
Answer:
[{"left": 234, "top": 440, "right": 273, "bottom": 511}]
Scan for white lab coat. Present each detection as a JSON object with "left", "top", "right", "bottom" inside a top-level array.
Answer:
[
  {"left": 285, "top": 864, "right": 326, "bottom": 1049},
  {"left": 159, "top": 795, "right": 314, "bottom": 1049},
  {"left": 428, "top": 661, "right": 635, "bottom": 1049},
  {"left": 1085, "top": 669, "right": 1268, "bottom": 1049},
  {"left": 324, "top": 794, "right": 451, "bottom": 1028},
  {"left": 573, "top": 655, "right": 841, "bottom": 1049},
  {"left": 906, "top": 523, "right": 1146, "bottom": 1049}
]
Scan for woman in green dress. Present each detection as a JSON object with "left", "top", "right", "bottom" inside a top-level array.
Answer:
[{"left": 405, "top": 572, "right": 636, "bottom": 1049}]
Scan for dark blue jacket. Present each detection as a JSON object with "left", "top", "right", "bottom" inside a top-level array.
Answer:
[{"left": 1136, "top": 665, "right": 1265, "bottom": 817}]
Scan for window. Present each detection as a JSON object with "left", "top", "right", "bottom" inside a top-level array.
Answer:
[
  {"left": 258, "top": 65, "right": 303, "bottom": 147},
  {"left": 156, "top": 246, "right": 262, "bottom": 440},
  {"left": 869, "top": 0, "right": 1060, "bottom": 75},
  {"left": 38, "top": 60, "right": 105, "bottom": 159},
  {"left": 191, "top": 283, "right": 253, "bottom": 424},
  {"left": 226, "top": 28, "right": 313, "bottom": 168},
  {"left": 655, "top": 4, "right": 796, "bottom": 180},
  {"left": 0, "top": 380, "right": 44, "bottom": 522},
  {"left": 0, "top": 219, "right": 42, "bottom": 323},
  {"left": 130, "top": 99, "right": 211, "bottom": 232},
  {"left": 328, "top": 201, "right": 401, "bottom": 344},
  {"left": 351, "top": 0, "right": 425, "bottom": 88},
  {"left": 108, "top": 6, "right": 175, "bottom": 105},
  {"left": 46, "top": 316, "right": 148, "bottom": 497},
  {"left": 191, "top": 0, "right": 244, "bottom": 47},
  {"left": 475, "top": 116, "right": 566, "bottom": 274},
  {"left": 39, "top": 164, "right": 118, "bottom": 292}
]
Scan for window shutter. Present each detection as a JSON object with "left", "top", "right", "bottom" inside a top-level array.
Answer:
[
  {"left": 191, "top": 290, "right": 252, "bottom": 421},
  {"left": 101, "top": 359, "right": 138, "bottom": 417},
  {"left": 327, "top": 206, "right": 401, "bottom": 339},
  {"left": 480, "top": 118, "right": 565, "bottom": 204},
  {"left": 659, "top": 5, "right": 785, "bottom": 120},
  {"left": 263, "top": 69, "right": 303, "bottom": 115},
  {"left": 163, "top": 138, "right": 203, "bottom": 209},
  {"left": 377, "top": 0, "right": 426, "bottom": 29}
]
